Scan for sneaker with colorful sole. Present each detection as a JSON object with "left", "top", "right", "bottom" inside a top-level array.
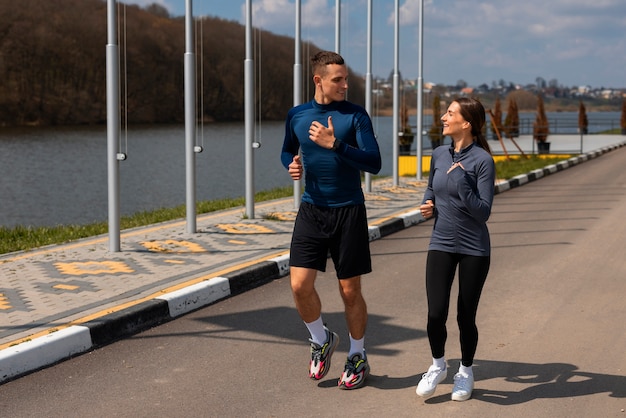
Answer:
[
  {"left": 309, "top": 327, "right": 339, "bottom": 380},
  {"left": 338, "top": 351, "right": 370, "bottom": 390}
]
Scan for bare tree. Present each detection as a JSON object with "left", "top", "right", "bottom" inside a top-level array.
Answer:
[
  {"left": 503, "top": 98, "right": 519, "bottom": 139},
  {"left": 428, "top": 94, "right": 443, "bottom": 148},
  {"left": 621, "top": 98, "right": 626, "bottom": 135},
  {"left": 578, "top": 101, "right": 588, "bottom": 135},
  {"left": 533, "top": 94, "right": 550, "bottom": 153},
  {"left": 490, "top": 96, "right": 502, "bottom": 139}
]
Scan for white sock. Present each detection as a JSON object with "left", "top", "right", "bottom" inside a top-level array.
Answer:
[
  {"left": 305, "top": 317, "right": 327, "bottom": 345},
  {"left": 349, "top": 335, "right": 365, "bottom": 357},
  {"left": 433, "top": 356, "right": 446, "bottom": 370},
  {"left": 459, "top": 364, "right": 473, "bottom": 377}
]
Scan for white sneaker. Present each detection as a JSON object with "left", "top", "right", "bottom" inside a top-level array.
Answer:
[
  {"left": 416, "top": 365, "right": 447, "bottom": 398},
  {"left": 451, "top": 372, "right": 474, "bottom": 401}
]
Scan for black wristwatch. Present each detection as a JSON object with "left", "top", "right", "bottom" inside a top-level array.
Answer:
[{"left": 331, "top": 138, "right": 341, "bottom": 151}]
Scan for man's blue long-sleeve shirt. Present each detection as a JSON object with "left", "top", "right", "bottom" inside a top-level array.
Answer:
[{"left": 281, "top": 100, "right": 381, "bottom": 207}]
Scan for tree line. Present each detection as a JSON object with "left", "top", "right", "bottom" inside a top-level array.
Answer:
[{"left": 0, "top": 0, "right": 366, "bottom": 127}]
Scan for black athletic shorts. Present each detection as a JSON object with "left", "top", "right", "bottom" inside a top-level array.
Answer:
[{"left": 289, "top": 202, "right": 372, "bottom": 279}]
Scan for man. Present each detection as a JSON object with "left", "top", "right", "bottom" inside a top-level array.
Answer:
[{"left": 280, "top": 51, "right": 381, "bottom": 390}]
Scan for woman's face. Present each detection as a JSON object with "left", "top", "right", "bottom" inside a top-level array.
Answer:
[{"left": 441, "top": 101, "right": 469, "bottom": 137}]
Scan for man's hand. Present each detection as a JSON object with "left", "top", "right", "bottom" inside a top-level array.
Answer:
[
  {"left": 308, "top": 116, "right": 335, "bottom": 149},
  {"left": 288, "top": 155, "right": 303, "bottom": 180}
]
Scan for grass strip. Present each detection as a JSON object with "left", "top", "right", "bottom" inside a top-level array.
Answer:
[{"left": 0, "top": 187, "right": 292, "bottom": 255}]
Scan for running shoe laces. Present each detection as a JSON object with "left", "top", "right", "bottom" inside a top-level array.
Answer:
[
  {"left": 416, "top": 365, "right": 447, "bottom": 397},
  {"left": 451, "top": 372, "right": 474, "bottom": 401},
  {"left": 309, "top": 327, "right": 338, "bottom": 380},
  {"left": 338, "top": 351, "right": 370, "bottom": 390}
]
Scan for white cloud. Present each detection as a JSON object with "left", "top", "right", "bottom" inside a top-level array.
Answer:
[
  {"left": 251, "top": 0, "right": 334, "bottom": 31},
  {"left": 394, "top": 0, "right": 434, "bottom": 25},
  {"left": 251, "top": 0, "right": 293, "bottom": 27}
]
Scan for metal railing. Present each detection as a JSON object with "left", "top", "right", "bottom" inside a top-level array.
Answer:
[{"left": 489, "top": 118, "right": 622, "bottom": 138}]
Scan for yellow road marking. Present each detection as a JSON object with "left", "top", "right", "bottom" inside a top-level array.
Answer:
[
  {"left": 54, "top": 260, "right": 135, "bottom": 276},
  {"left": 53, "top": 284, "right": 80, "bottom": 291},
  {"left": 140, "top": 240, "right": 206, "bottom": 253},
  {"left": 0, "top": 293, "right": 11, "bottom": 310},
  {"left": 228, "top": 239, "right": 248, "bottom": 245},
  {"left": 215, "top": 223, "right": 274, "bottom": 234}
]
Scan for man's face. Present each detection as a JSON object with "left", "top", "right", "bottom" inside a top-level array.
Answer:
[{"left": 316, "top": 64, "right": 348, "bottom": 104}]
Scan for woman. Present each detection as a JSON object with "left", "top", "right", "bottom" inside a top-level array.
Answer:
[{"left": 415, "top": 97, "right": 495, "bottom": 401}]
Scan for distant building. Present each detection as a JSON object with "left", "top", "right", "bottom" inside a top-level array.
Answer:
[{"left": 601, "top": 89, "right": 615, "bottom": 99}]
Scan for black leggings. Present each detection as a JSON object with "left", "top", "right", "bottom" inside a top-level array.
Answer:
[{"left": 425, "top": 250, "right": 490, "bottom": 367}]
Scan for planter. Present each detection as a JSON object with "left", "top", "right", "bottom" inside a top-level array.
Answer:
[
  {"left": 399, "top": 133, "right": 414, "bottom": 156},
  {"left": 537, "top": 141, "right": 550, "bottom": 154}
]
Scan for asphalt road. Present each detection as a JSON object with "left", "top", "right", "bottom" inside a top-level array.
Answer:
[{"left": 1, "top": 148, "right": 625, "bottom": 417}]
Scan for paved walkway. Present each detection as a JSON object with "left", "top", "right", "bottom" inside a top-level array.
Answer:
[{"left": 1, "top": 135, "right": 624, "bottom": 384}]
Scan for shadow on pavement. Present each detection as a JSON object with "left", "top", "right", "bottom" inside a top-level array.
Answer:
[
  {"left": 189, "top": 307, "right": 427, "bottom": 354},
  {"left": 426, "top": 358, "right": 625, "bottom": 405}
]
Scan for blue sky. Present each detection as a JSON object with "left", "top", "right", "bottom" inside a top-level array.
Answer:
[{"left": 123, "top": 0, "right": 626, "bottom": 89}]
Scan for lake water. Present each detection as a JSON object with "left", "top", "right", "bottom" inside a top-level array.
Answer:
[{"left": 0, "top": 111, "right": 620, "bottom": 227}]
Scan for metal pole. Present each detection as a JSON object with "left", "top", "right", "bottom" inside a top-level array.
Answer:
[
  {"left": 184, "top": 0, "right": 197, "bottom": 233},
  {"left": 335, "top": 0, "right": 341, "bottom": 53},
  {"left": 364, "top": 0, "right": 373, "bottom": 192},
  {"left": 392, "top": 0, "right": 400, "bottom": 186},
  {"left": 106, "top": 0, "right": 120, "bottom": 252},
  {"left": 244, "top": 0, "right": 255, "bottom": 218},
  {"left": 580, "top": 129, "right": 583, "bottom": 153},
  {"left": 293, "top": 0, "right": 302, "bottom": 209},
  {"left": 416, "top": 0, "right": 424, "bottom": 180}
]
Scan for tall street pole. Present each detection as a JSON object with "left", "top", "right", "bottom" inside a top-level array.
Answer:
[
  {"left": 106, "top": 0, "right": 120, "bottom": 252},
  {"left": 364, "top": 0, "right": 373, "bottom": 192},
  {"left": 416, "top": 0, "right": 424, "bottom": 180},
  {"left": 184, "top": 0, "right": 197, "bottom": 233},
  {"left": 244, "top": 0, "right": 255, "bottom": 219},
  {"left": 335, "top": 0, "right": 341, "bottom": 53},
  {"left": 293, "top": 0, "right": 302, "bottom": 209},
  {"left": 392, "top": 0, "right": 400, "bottom": 186}
]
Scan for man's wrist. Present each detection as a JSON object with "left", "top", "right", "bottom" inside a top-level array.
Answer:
[{"left": 331, "top": 138, "right": 341, "bottom": 151}]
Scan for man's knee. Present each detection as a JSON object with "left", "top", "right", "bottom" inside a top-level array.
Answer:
[
  {"left": 290, "top": 267, "right": 316, "bottom": 295},
  {"left": 339, "top": 276, "right": 363, "bottom": 304}
]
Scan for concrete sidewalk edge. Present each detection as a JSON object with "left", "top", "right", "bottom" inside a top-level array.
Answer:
[{"left": 1, "top": 141, "right": 625, "bottom": 384}]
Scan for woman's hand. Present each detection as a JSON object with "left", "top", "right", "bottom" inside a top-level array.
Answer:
[
  {"left": 420, "top": 199, "right": 435, "bottom": 219},
  {"left": 447, "top": 162, "right": 465, "bottom": 174}
]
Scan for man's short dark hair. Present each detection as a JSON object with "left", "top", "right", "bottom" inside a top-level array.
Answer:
[{"left": 311, "top": 51, "right": 345, "bottom": 75}]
